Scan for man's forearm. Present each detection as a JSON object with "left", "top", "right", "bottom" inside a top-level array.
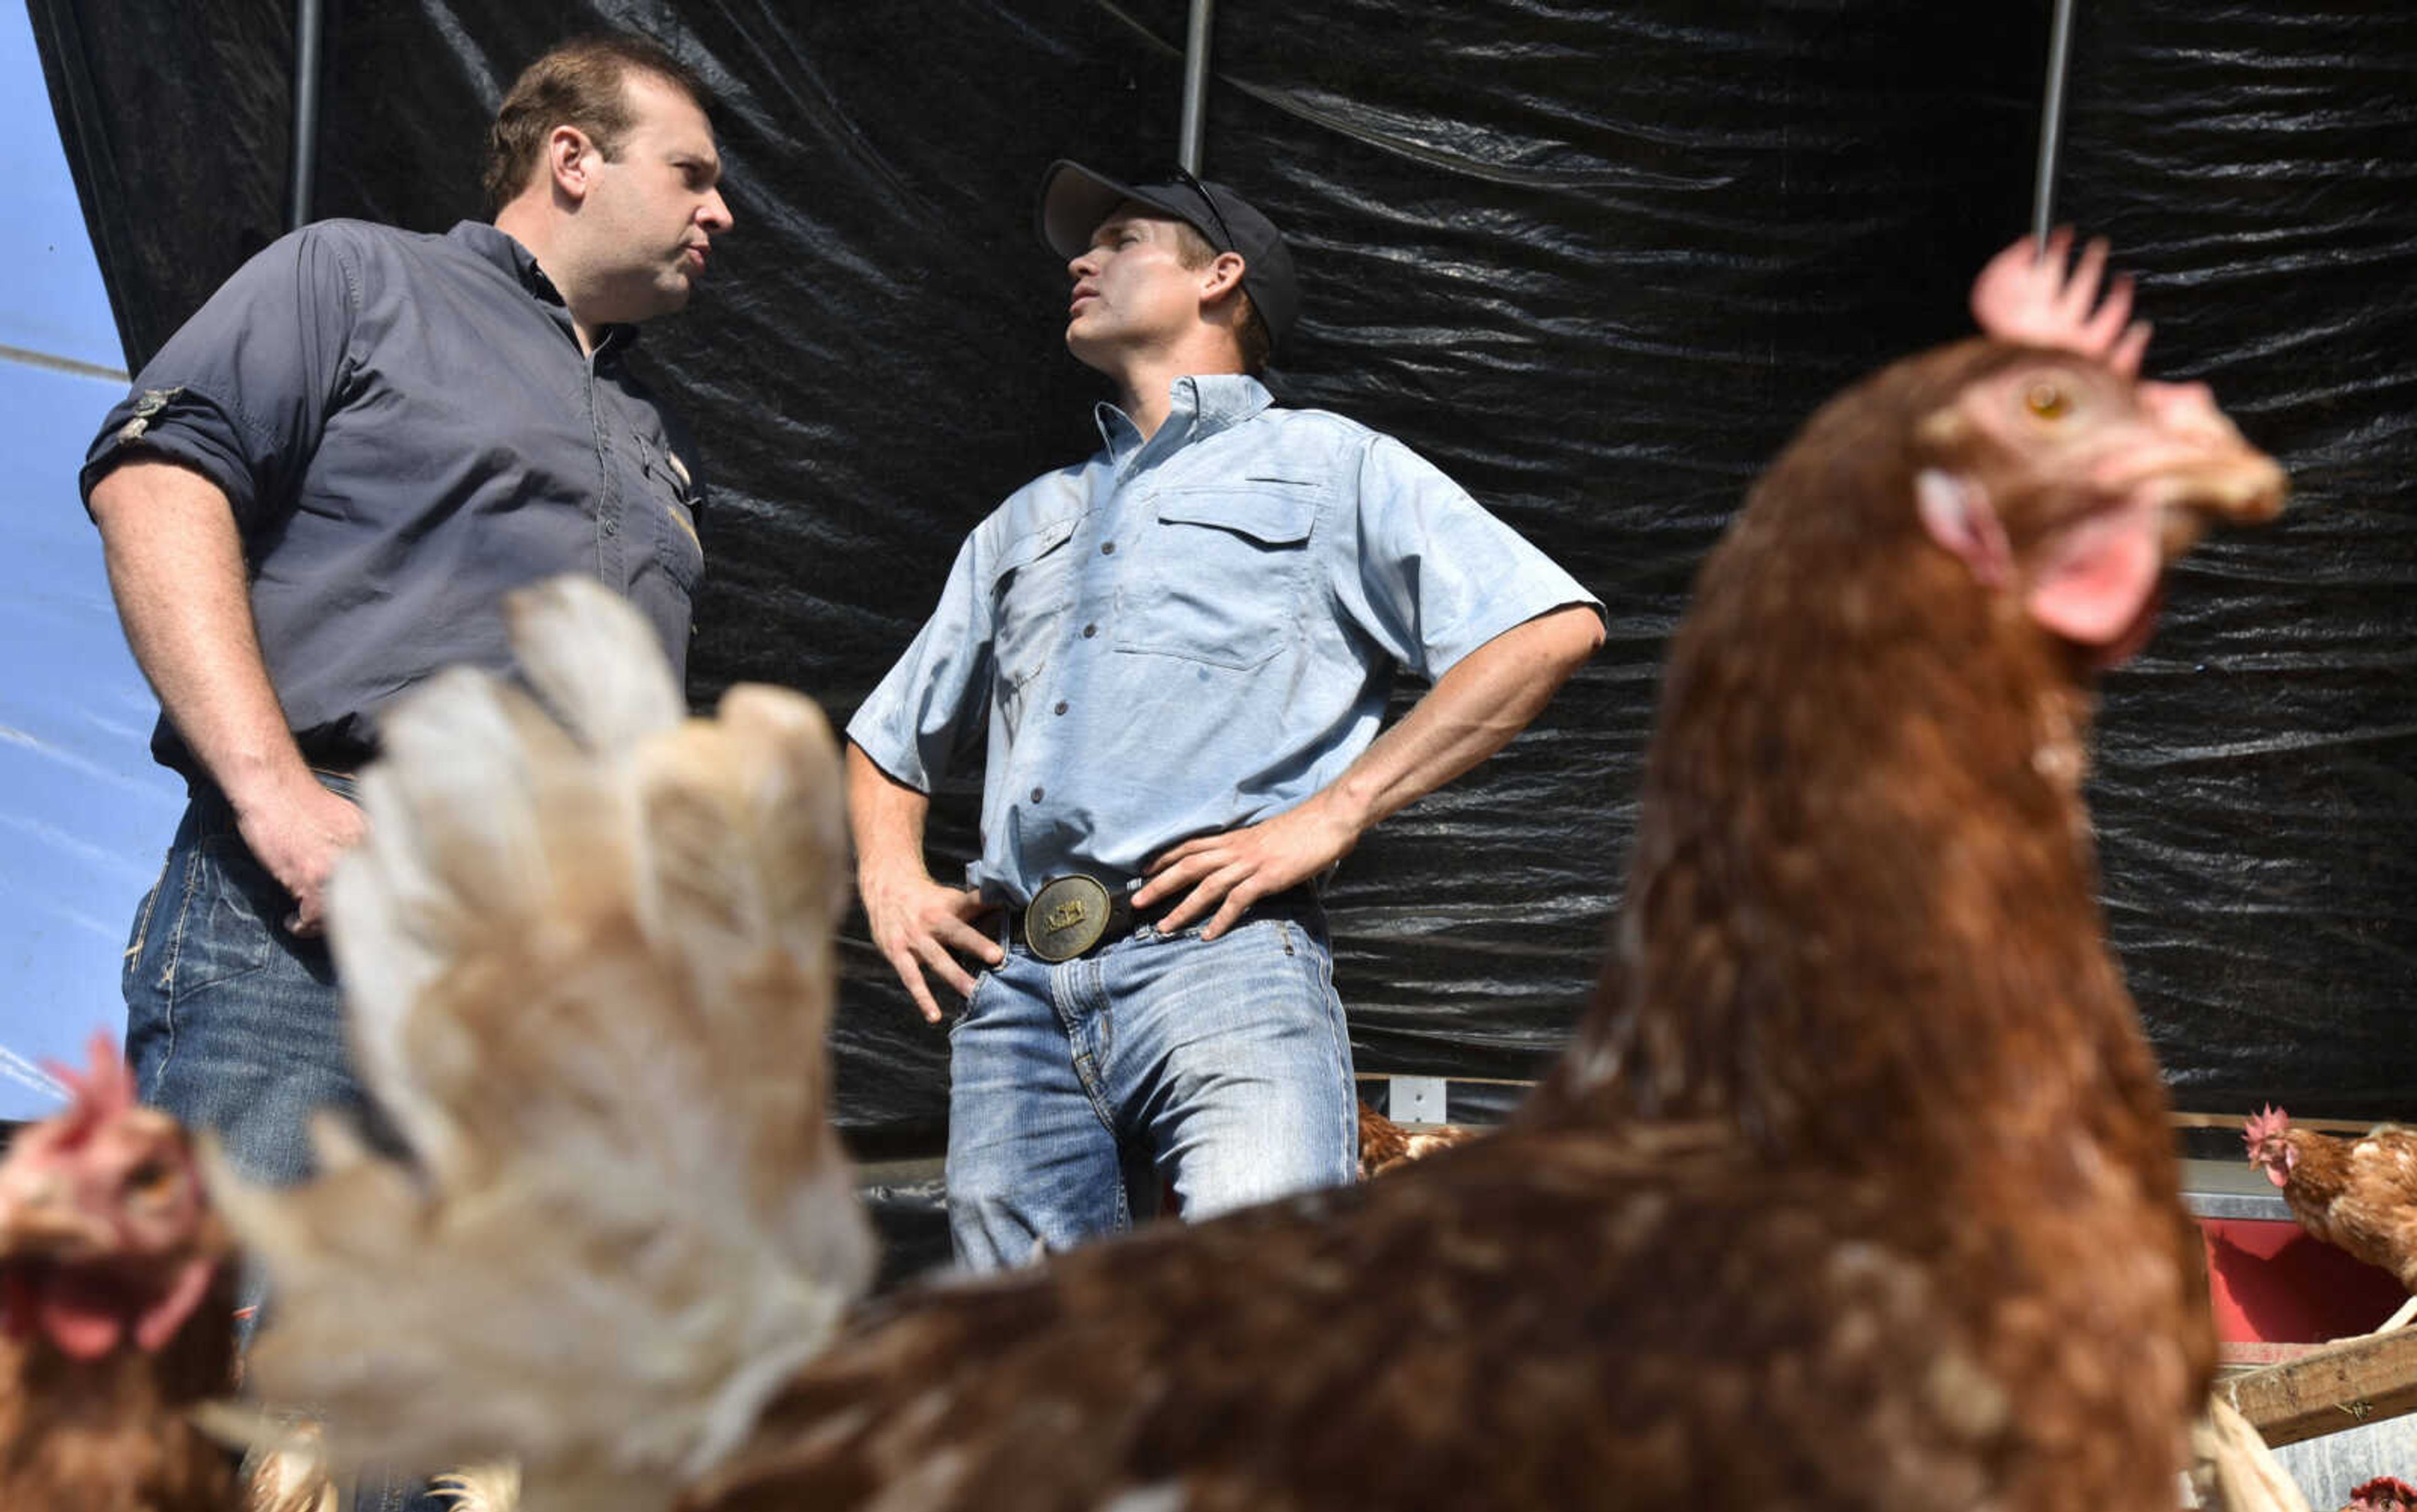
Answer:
[
  {"left": 1319, "top": 603, "right": 1603, "bottom": 835},
  {"left": 1132, "top": 602, "right": 1603, "bottom": 932},
  {"left": 87, "top": 460, "right": 314, "bottom": 809},
  {"left": 847, "top": 742, "right": 936, "bottom": 885}
]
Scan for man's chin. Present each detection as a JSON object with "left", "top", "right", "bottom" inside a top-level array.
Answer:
[
  {"left": 628, "top": 278, "right": 694, "bottom": 324},
  {"left": 1064, "top": 325, "right": 1115, "bottom": 372}
]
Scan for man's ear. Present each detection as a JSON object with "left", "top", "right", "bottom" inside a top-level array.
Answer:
[
  {"left": 548, "top": 125, "right": 598, "bottom": 202},
  {"left": 1198, "top": 250, "right": 1248, "bottom": 305}
]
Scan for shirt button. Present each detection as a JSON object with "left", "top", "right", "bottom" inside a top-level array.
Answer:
[
  {"left": 1030, "top": 786, "right": 1045, "bottom": 803},
  {"left": 1101, "top": 541, "right": 1116, "bottom": 555},
  {"left": 1054, "top": 701, "right": 1069, "bottom": 715},
  {"left": 1083, "top": 624, "right": 1098, "bottom": 638}
]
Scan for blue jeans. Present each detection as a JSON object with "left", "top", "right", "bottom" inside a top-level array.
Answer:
[
  {"left": 121, "top": 776, "right": 441, "bottom": 1512},
  {"left": 944, "top": 907, "right": 1358, "bottom": 1271},
  {"left": 123, "top": 779, "right": 366, "bottom": 1211}
]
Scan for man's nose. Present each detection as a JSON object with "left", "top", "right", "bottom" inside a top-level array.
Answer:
[{"left": 700, "top": 189, "right": 734, "bottom": 234}]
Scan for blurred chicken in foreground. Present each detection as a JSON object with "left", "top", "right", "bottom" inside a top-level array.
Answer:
[
  {"left": 209, "top": 577, "right": 875, "bottom": 1512},
  {"left": 223, "top": 237, "right": 2285, "bottom": 1511},
  {"left": 0, "top": 1033, "right": 236, "bottom": 1511}
]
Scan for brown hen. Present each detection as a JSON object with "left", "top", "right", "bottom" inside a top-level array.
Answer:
[
  {"left": 222, "top": 324, "right": 2283, "bottom": 1509},
  {"left": 0, "top": 1033, "right": 237, "bottom": 1512},
  {"left": 689, "top": 341, "right": 2280, "bottom": 1512},
  {"left": 2246, "top": 1107, "right": 2417, "bottom": 1330}
]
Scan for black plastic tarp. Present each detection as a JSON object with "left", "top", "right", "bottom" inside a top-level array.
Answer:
[{"left": 29, "top": 1, "right": 2415, "bottom": 1162}]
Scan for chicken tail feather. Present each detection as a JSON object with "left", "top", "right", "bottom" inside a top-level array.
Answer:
[{"left": 210, "top": 575, "right": 876, "bottom": 1512}]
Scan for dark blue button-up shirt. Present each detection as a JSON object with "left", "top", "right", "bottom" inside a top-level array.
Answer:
[{"left": 82, "top": 219, "right": 704, "bottom": 777}]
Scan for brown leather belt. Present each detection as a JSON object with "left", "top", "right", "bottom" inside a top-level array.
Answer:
[{"left": 1005, "top": 875, "right": 1317, "bottom": 964}]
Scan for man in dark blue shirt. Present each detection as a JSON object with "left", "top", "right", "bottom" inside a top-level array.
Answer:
[{"left": 79, "top": 31, "right": 729, "bottom": 1340}]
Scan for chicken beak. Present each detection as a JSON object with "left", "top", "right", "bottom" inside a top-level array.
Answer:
[{"left": 2133, "top": 380, "right": 2288, "bottom": 536}]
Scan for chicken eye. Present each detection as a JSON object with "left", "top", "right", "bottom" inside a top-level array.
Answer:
[
  {"left": 123, "top": 1159, "right": 175, "bottom": 1199},
  {"left": 2024, "top": 380, "right": 2072, "bottom": 420}
]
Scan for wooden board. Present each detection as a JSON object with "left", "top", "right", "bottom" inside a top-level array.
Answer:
[{"left": 2223, "top": 1328, "right": 2417, "bottom": 1447}]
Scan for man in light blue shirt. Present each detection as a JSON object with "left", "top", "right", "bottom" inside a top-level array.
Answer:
[{"left": 847, "top": 163, "right": 1603, "bottom": 1269}]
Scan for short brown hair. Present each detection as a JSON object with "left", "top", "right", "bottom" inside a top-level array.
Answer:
[
  {"left": 1169, "top": 220, "right": 1274, "bottom": 375},
  {"left": 482, "top": 35, "right": 712, "bottom": 214}
]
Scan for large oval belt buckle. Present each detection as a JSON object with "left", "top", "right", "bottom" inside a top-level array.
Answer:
[{"left": 1025, "top": 873, "right": 1114, "bottom": 963}]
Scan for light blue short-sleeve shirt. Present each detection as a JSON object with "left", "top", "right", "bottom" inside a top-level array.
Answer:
[{"left": 848, "top": 374, "right": 1601, "bottom": 905}]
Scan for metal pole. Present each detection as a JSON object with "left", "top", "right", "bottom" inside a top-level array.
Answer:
[
  {"left": 1177, "top": 0, "right": 1214, "bottom": 175},
  {"left": 288, "top": 0, "right": 324, "bottom": 229},
  {"left": 2030, "top": 0, "right": 2076, "bottom": 243}
]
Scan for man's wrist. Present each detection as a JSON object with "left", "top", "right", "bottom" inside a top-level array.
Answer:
[
  {"left": 1317, "top": 776, "right": 1382, "bottom": 840},
  {"left": 859, "top": 855, "right": 937, "bottom": 896},
  {"left": 214, "top": 745, "right": 319, "bottom": 818}
]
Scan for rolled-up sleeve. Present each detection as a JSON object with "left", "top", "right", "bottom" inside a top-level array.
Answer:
[
  {"left": 846, "top": 531, "right": 997, "bottom": 793},
  {"left": 1336, "top": 434, "right": 1602, "bottom": 680},
  {"left": 81, "top": 226, "right": 358, "bottom": 533}
]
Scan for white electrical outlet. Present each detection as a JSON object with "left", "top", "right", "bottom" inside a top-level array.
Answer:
[{"left": 1387, "top": 1076, "right": 1447, "bottom": 1124}]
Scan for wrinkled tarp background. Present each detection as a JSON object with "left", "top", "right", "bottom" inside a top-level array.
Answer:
[{"left": 29, "top": 1, "right": 2414, "bottom": 1165}]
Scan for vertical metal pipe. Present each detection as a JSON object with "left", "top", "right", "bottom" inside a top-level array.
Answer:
[
  {"left": 288, "top": 0, "right": 324, "bottom": 230},
  {"left": 1177, "top": 0, "right": 1215, "bottom": 175},
  {"left": 2030, "top": 0, "right": 2076, "bottom": 242}
]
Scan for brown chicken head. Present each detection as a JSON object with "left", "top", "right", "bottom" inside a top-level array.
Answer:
[
  {"left": 2344, "top": 1477, "right": 2417, "bottom": 1512},
  {"left": 0, "top": 1032, "right": 224, "bottom": 1360},
  {"left": 1907, "top": 346, "right": 2287, "bottom": 667},
  {"left": 2243, "top": 1104, "right": 2298, "bottom": 1188}
]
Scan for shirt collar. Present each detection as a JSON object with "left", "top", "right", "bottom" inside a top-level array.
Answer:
[
  {"left": 446, "top": 221, "right": 639, "bottom": 354},
  {"left": 1094, "top": 373, "right": 1273, "bottom": 465}
]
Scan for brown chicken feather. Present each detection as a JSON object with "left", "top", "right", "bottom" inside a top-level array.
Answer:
[
  {"left": 1355, "top": 1100, "right": 1480, "bottom": 1178},
  {"left": 211, "top": 577, "right": 876, "bottom": 1512},
  {"left": 223, "top": 333, "right": 2284, "bottom": 1512},
  {"left": 0, "top": 1035, "right": 239, "bottom": 1512}
]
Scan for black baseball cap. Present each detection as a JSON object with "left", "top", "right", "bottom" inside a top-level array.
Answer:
[{"left": 1037, "top": 160, "right": 1300, "bottom": 353}]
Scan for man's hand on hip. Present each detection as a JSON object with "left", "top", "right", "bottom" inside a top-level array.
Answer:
[
  {"left": 1134, "top": 798, "right": 1360, "bottom": 942},
  {"left": 232, "top": 774, "right": 366, "bottom": 937},
  {"left": 862, "top": 869, "right": 1003, "bottom": 1024}
]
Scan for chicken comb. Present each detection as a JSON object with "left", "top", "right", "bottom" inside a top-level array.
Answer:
[
  {"left": 2347, "top": 1477, "right": 2417, "bottom": 1512},
  {"left": 39, "top": 1030, "right": 137, "bottom": 1147},
  {"left": 2241, "top": 1104, "right": 2291, "bottom": 1151}
]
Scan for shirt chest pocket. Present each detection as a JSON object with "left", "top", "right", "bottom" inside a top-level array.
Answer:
[
  {"left": 991, "top": 516, "right": 1081, "bottom": 697},
  {"left": 638, "top": 438, "right": 705, "bottom": 593},
  {"left": 1115, "top": 483, "right": 1320, "bottom": 671}
]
